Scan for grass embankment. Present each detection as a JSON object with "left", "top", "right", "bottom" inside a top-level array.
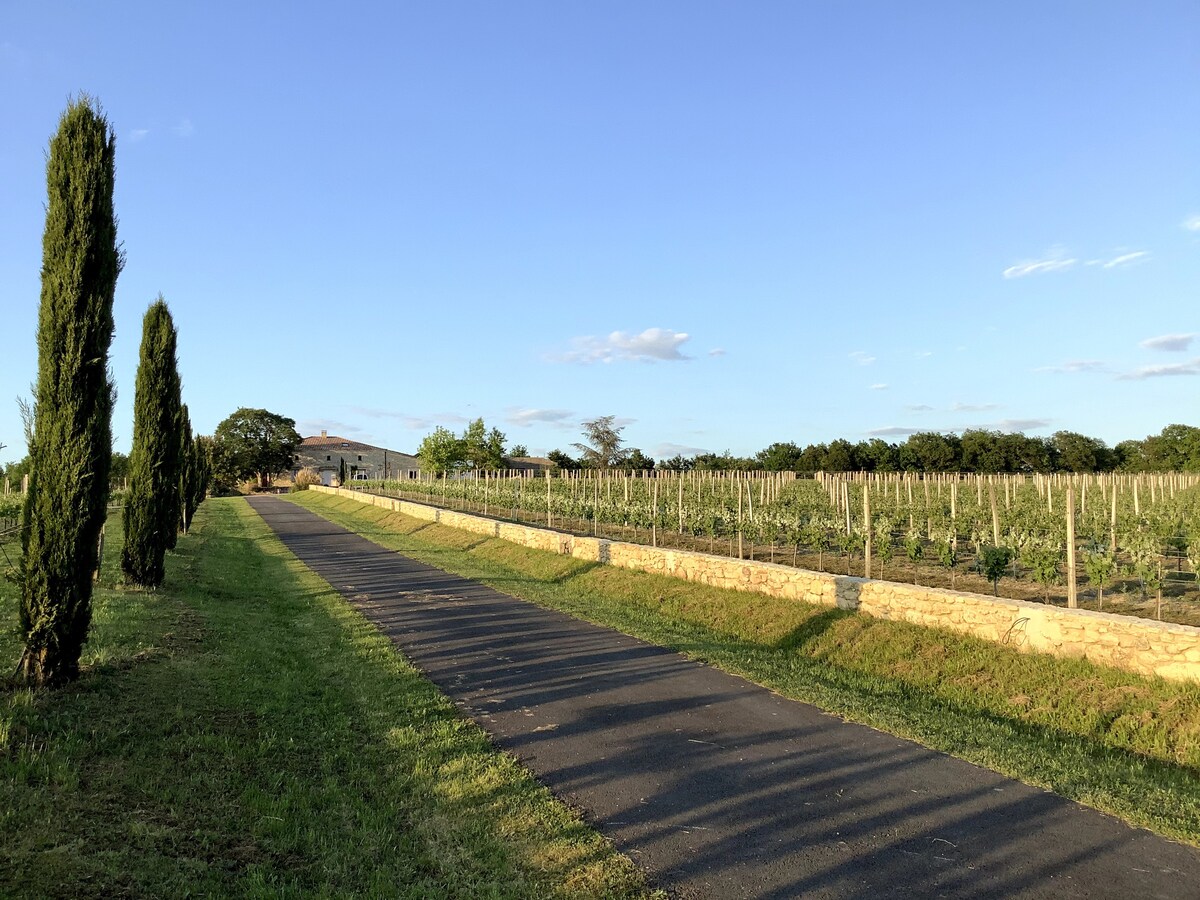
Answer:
[
  {"left": 288, "top": 490, "right": 1200, "bottom": 845},
  {"left": 0, "top": 499, "right": 655, "bottom": 899}
]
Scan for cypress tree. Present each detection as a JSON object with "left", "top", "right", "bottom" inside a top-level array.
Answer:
[
  {"left": 179, "top": 406, "right": 201, "bottom": 535},
  {"left": 19, "top": 97, "right": 122, "bottom": 687},
  {"left": 121, "top": 299, "right": 182, "bottom": 587}
]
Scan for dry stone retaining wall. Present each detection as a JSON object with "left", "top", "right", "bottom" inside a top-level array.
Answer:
[{"left": 310, "top": 485, "right": 1200, "bottom": 683}]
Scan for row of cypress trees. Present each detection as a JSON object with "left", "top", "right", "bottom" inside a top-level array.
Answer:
[
  {"left": 18, "top": 97, "right": 209, "bottom": 688},
  {"left": 120, "top": 299, "right": 209, "bottom": 587}
]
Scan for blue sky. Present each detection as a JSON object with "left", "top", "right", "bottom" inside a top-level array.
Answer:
[{"left": 2, "top": 2, "right": 1198, "bottom": 463}]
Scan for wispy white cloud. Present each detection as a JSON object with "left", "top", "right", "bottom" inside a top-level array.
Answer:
[
  {"left": 1036, "top": 359, "right": 1110, "bottom": 374},
  {"left": 506, "top": 408, "right": 574, "bottom": 428},
  {"left": 869, "top": 383, "right": 888, "bottom": 391},
  {"left": 1098, "top": 250, "right": 1149, "bottom": 269},
  {"left": 1182, "top": 215, "right": 1200, "bottom": 232},
  {"left": 654, "top": 442, "right": 709, "bottom": 459},
  {"left": 848, "top": 350, "right": 875, "bottom": 366},
  {"left": 173, "top": 117, "right": 195, "bottom": 138},
  {"left": 1118, "top": 358, "right": 1200, "bottom": 380},
  {"left": 708, "top": 348, "right": 726, "bottom": 357},
  {"left": 1140, "top": 333, "right": 1195, "bottom": 353},
  {"left": 866, "top": 426, "right": 923, "bottom": 437},
  {"left": 1003, "top": 248, "right": 1076, "bottom": 279},
  {"left": 550, "top": 328, "right": 691, "bottom": 364},
  {"left": 992, "top": 418, "right": 1051, "bottom": 432},
  {"left": 349, "top": 406, "right": 468, "bottom": 430},
  {"left": 905, "top": 404, "right": 934, "bottom": 412},
  {"left": 914, "top": 350, "right": 933, "bottom": 359},
  {"left": 130, "top": 128, "right": 150, "bottom": 142},
  {"left": 951, "top": 402, "right": 1000, "bottom": 413}
]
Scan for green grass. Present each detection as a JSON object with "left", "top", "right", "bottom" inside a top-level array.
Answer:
[
  {"left": 0, "top": 498, "right": 656, "bottom": 899},
  {"left": 287, "top": 490, "right": 1200, "bottom": 845}
]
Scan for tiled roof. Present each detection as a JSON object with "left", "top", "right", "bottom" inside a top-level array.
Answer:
[{"left": 299, "top": 435, "right": 415, "bottom": 456}]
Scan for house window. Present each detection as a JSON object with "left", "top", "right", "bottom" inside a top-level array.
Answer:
[
  {"left": 341, "top": 442, "right": 349, "bottom": 448},
  {"left": 326, "top": 455, "right": 331, "bottom": 461},
  {"left": 358, "top": 455, "right": 362, "bottom": 461}
]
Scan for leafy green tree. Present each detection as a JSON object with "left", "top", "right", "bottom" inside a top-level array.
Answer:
[
  {"left": 4, "top": 455, "right": 33, "bottom": 487},
  {"left": 465, "top": 419, "right": 508, "bottom": 470},
  {"left": 855, "top": 439, "right": 900, "bottom": 472},
  {"left": 121, "top": 299, "right": 183, "bottom": 586},
  {"left": 509, "top": 444, "right": 529, "bottom": 458},
  {"left": 960, "top": 429, "right": 1006, "bottom": 473},
  {"left": 110, "top": 452, "right": 130, "bottom": 486},
  {"left": 755, "top": 442, "right": 803, "bottom": 471},
  {"left": 338, "top": 457, "right": 347, "bottom": 485},
  {"left": 573, "top": 416, "right": 627, "bottom": 469},
  {"left": 658, "top": 454, "right": 694, "bottom": 472},
  {"left": 625, "top": 448, "right": 656, "bottom": 471},
  {"left": 901, "top": 432, "right": 961, "bottom": 471},
  {"left": 823, "top": 439, "right": 857, "bottom": 472},
  {"left": 212, "top": 408, "right": 301, "bottom": 488},
  {"left": 417, "top": 426, "right": 465, "bottom": 475},
  {"left": 19, "top": 97, "right": 121, "bottom": 686},
  {"left": 999, "top": 432, "right": 1053, "bottom": 473},
  {"left": 1051, "top": 431, "right": 1108, "bottom": 472},
  {"left": 547, "top": 449, "right": 581, "bottom": 471},
  {"left": 1145, "top": 424, "right": 1200, "bottom": 472}
]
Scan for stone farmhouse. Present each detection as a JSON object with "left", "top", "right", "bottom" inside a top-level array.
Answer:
[{"left": 293, "top": 431, "right": 420, "bottom": 485}]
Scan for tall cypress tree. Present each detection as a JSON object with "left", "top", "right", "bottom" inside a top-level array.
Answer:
[
  {"left": 121, "top": 299, "right": 182, "bottom": 587},
  {"left": 179, "top": 405, "right": 195, "bottom": 535},
  {"left": 19, "top": 97, "right": 122, "bottom": 687}
]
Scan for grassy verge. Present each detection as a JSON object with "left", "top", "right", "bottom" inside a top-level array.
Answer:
[
  {"left": 0, "top": 498, "right": 655, "bottom": 898},
  {"left": 287, "top": 490, "right": 1200, "bottom": 845}
]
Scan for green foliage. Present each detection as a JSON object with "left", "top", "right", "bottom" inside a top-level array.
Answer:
[
  {"left": 1022, "top": 541, "right": 1062, "bottom": 600},
  {"left": 121, "top": 299, "right": 183, "bottom": 587},
  {"left": 755, "top": 442, "right": 804, "bottom": 471},
  {"left": 547, "top": 449, "right": 581, "bottom": 472},
  {"left": 338, "top": 457, "right": 348, "bottom": 486},
  {"left": 462, "top": 418, "right": 507, "bottom": 470},
  {"left": 904, "top": 528, "right": 924, "bottom": 565},
  {"left": 417, "top": 426, "right": 464, "bottom": 476},
  {"left": 1083, "top": 543, "right": 1116, "bottom": 607},
  {"left": 212, "top": 408, "right": 300, "bottom": 488},
  {"left": 978, "top": 545, "right": 1013, "bottom": 595},
  {"left": 109, "top": 451, "right": 130, "bottom": 485},
  {"left": 624, "top": 448, "right": 656, "bottom": 471},
  {"left": 572, "top": 416, "right": 626, "bottom": 470},
  {"left": 19, "top": 96, "right": 121, "bottom": 687},
  {"left": 179, "top": 406, "right": 207, "bottom": 534}
]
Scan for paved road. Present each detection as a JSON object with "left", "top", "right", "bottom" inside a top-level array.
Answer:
[{"left": 247, "top": 495, "right": 1200, "bottom": 899}]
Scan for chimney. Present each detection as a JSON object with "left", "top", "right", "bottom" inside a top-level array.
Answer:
[{"left": 321, "top": 429, "right": 327, "bottom": 439}]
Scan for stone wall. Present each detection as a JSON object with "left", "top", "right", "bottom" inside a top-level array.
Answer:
[{"left": 309, "top": 485, "right": 1200, "bottom": 683}]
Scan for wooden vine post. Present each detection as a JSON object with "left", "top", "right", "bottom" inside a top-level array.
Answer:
[
  {"left": 863, "top": 483, "right": 872, "bottom": 579},
  {"left": 1066, "top": 486, "right": 1078, "bottom": 609},
  {"left": 988, "top": 483, "right": 1000, "bottom": 546}
]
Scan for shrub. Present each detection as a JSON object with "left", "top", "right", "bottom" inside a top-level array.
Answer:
[{"left": 292, "top": 468, "right": 321, "bottom": 491}]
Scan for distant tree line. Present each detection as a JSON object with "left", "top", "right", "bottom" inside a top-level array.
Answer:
[{"left": 546, "top": 424, "right": 1200, "bottom": 474}]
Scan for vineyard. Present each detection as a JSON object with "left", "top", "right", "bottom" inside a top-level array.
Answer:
[{"left": 348, "top": 469, "right": 1200, "bottom": 626}]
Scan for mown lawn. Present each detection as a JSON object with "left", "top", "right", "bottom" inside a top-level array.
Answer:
[
  {"left": 0, "top": 498, "right": 655, "bottom": 899},
  {"left": 287, "top": 490, "right": 1200, "bottom": 846}
]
